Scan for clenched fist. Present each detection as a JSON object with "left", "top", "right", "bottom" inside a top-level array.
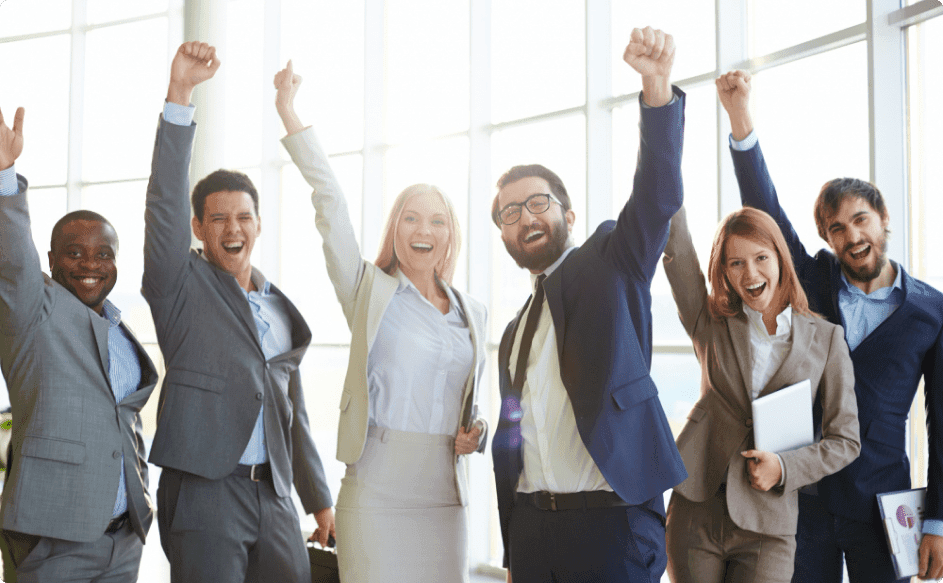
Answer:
[
  {"left": 167, "top": 41, "right": 222, "bottom": 106},
  {"left": 623, "top": 27, "right": 675, "bottom": 107}
]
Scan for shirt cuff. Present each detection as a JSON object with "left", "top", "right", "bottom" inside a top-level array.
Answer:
[
  {"left": 729, "top": 130, "right": 758, "bottom": 151},
  {"left": 0, "top": 165, "right": 18, "bottom": 197},
  {"left": 163, "top": 101, "right": 196, "bottom": 126},
  {"left": 777, "top": 454, "right": 786, "bottom": 487},
  {"left": 640, "top": 94, "right": 679, "bottom": 110},
  {"left": 923, "top": 518, "right": 943, "bottom": 536}
]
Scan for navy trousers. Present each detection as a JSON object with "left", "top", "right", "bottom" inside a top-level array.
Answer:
[
  {"left": 791, "top": 493, "right": 906, "bottom": 583},
  {"left": 508, "top": 495, "right": 667, "bottom": 583}
]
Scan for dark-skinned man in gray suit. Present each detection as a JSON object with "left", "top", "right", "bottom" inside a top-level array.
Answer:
[
  {"left": 0, "top": 107, "right": 158, "bottom": 581},
  {"left": 142, "top": 42, "right": 334, "bottom": 583}
]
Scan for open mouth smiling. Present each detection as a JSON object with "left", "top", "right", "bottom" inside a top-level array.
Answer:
[
  {"left": 848, "top": 243, "right": 870, "bottom": 261},
  {"left": 522, "top": 229, "right": 545, "bottom": 244},
  {"left": 222, "top": 242, "right": 245, "bottom": 255},
  {"left": 745, "top": 282, "right": 766, "bottom": 298},
  {"left": 410, "top": 242, "right": 433, "bottom": 253}
]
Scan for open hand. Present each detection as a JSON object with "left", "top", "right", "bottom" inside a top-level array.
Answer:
[
  {"left": 167, "top": 41, "right": 221, "bottom": 105},
  {"left": 741, "top": 449, "right": 782, "bottom": 491},
  {"left": 0, "top": 106, "right": 24, "bottom": 170}
]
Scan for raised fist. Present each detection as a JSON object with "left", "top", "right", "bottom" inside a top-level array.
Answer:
[
  {"left": 623, "top": 27, "right": 675, "bottom": 80},
  {"left": 273, "top": 60, "right": 303, "bottom": 113},
  {"left": 0, "top": 106, "right": 25, "bottom": 171},
  {"left": 716, "top": 70, "right": 752, "bottom": 116},
  {"left": 170, "top": 41, "right": 221, "bottom": 92}
]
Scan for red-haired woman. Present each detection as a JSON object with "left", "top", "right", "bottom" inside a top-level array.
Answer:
[
  {"left": 662, "top": 206, "right": 860, "bottom": 583},
  {"left": 273, "top": 62, "right": 487, "bottom": 582}
]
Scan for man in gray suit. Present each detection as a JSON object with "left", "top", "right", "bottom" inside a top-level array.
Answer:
[
  {"left": 0, "top": 107, "right": 158, "bottom": 582},
  {"left": 143, "top": 42, "right": 334, "bottom": 582}
]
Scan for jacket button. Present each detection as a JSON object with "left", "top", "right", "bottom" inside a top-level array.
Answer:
[
  {"left": 745, "top": 419, "right": 753, "bottom": 428},
  {"left": 256, "top": 393, "right": 263, "bottom": 401},
  {"left": 113, "top": 450, "right": 121, "bottom": 459}
]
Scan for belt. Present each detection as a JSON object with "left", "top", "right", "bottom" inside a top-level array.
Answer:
[
  {"left": 516, "top": 490, "right": 629, "bottom": 511},
  {"left": 105, "top": 512, "right": 129, "bottom": 534},
  {"left": 231, "top": 463, "right": 272, "bottom": 483}
]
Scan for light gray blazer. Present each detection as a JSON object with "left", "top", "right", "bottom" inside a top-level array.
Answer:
[
  {"left": 663, "top": 206, "right": 861, "bottom": 536},
  {"left": 142, "top": 118, "right": 332, "bottom": 513},
  {"left": 281, "top": 128, "right": 488, "bottom": 507},
  {"left": 0, "top": 176, "right": 157, "bottom": 543}
]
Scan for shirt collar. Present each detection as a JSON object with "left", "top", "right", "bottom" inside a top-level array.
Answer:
[
  {"left": 742, "top": 304, "right": 792, "bottom": 338},
  {"left": 100, "top": 300, "right": 122, "bottom": 328},
  {"left": 838, "top": 259, "right": 902, "bottom": 300},
  {"left": 394, "top": 269, "right": 460, "bottom": 311},
  {"left": 197, "top": 251, "right": 270, "bottom": 295},
  {"left": 530, "top": 245, "right": 577, "bottom": 289}
]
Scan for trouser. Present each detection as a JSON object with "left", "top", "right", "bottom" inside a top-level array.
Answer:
[
  {"left": 508, "top": 492, "right": 667, "bottom": 583},
  {"left": 157, "top": 467, "right": 309, "bottom": 583},
  {"left": 791, "top": 492, "right": 906, "bottom": 583},
  {"left": 666, "top": 490, "right": 795, "bottom": 583},
  {"left": 1, "top": 517, "right": 142, "bottom": 583}
]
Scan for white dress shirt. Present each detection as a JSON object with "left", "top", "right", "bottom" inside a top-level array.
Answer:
[
  {"left": 368, "top": 269, "right": 474, "bottom": 435},
  {"left": 511, "top": 247, "right": 613, "bottom": 494}
]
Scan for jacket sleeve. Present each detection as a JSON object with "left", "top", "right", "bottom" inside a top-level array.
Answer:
[
  {"left": 0, "top": 175, "right": 47, "bottom": 335},
  {"left": 281, "top": 128, "right": 366, "bottom": 326},
  {"left": 606, "top": 87, "right": 685, "bottom": 282},
  {"left": 780, "top": 323, "right": 861, "bottom": 491},
  {"left": 288, "top": 368, "right": 333, "bottom": 513},
  {"left": 921, "top": 325, "right": 943, "bottom": 523},
  {"left": 662, "top": 205, "right": 711, "bottom": 344},
  {"left": 142, "top": 116, "right": 198, "bottom": 300}
]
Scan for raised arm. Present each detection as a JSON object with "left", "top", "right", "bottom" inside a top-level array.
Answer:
[
  {"left": 609, "top": 27, "right": 685, "bottom": 280},
  {"left": 142, "top": 42, "right": 220, "bottom": 299},
  {"left": 662, "top": 206, "right": 710, "bottom": 343},
  {"left": 275, "top": 62, "right": 365, "bottom": 322},
  {"left": 0, "top": 106, "right": 44, "bottom": 335},
  {"left": 918, "top": 328, "right": 943, "bottom": 579},
  {"left": 718, "top": 71, "right": 816, "bottom": 274}
]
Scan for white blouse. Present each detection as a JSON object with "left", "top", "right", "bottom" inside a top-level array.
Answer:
[
  {"left": 743, "top": 304, "right": 793, "bottom": 400},
  {"left": 367, "top": 270, "right": 475, "bottom": 435}
]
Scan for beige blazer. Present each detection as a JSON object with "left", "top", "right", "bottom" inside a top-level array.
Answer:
[
  {"left": 662, "top": 207, "right": 861, "bottom": 536},
  {"left": 281, "top": 128, "right": 487, "bottom": 506}
]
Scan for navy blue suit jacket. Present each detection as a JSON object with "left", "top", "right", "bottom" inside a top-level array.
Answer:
[
  {"left": 491, "top": 88, "right": 689, "bottom": 566},
  {"left": 733, "top": 141, "right": 943, "bottom": 525}
]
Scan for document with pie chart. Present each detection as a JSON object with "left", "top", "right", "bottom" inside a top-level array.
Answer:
[{"left": 877, "top": 487, "right": 927, "bottom": 579}]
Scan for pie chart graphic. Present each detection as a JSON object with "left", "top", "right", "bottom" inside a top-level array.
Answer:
[{"left": 896, "top": 505, "right": 916, "bottom": 529}]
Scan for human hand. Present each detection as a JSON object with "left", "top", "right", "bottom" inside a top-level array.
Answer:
[
  {"left": 273, "top": 60, "right": 305, "bottom": 135},
  {"left": 623, "top": 26, "right": 675, "bottom": 107},
  {"left": 455, "top": 423, "right": 482, "bottom": 455},
  {"left": 167, "top": 41, "right": 221, "bottom": 106},
  {"left": 740, "top": 449, "right": 782, "bottom": 491},
  {"left": 309, "top": 506, "right": 336, "bottom": 548},
  {"left": 918, "top": 533, "right": 943, "bottom": 580},
  {"left": 0, "top": 106, "right": 24, "bottom": 171},
  {"left": 716, "top": 70, "right": 754, "bottom": 140}
]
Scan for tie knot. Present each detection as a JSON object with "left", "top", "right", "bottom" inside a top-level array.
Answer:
[{"left": 535, "top": 273, "right": 546, "bottom": 291}]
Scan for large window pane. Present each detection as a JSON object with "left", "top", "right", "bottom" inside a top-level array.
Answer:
[
  {"left": 611, "top": 0, "right": 716, "bottom": 96},
  {"left": 223, "top": 0, "right": 265, "bottom": 170},
  {"left": 491, "top": 0, "right": 585, "bottom": 123},
  {"left": 750, "top": 42, "right": 869, "bottom": 252},
  {"left": 280, "top": 0, "right": 364, "bottom": 154},
  {"left": 749, "top": 0, "right": 865, "bottom": 57},
  {"left": 83, "top": 18, "right": 169, "bottom": 183},
  {"left": 0, "top": 0, "right": 71, "bottom": 37},
  {"left": 490, "top": 114, "right": 586, "bottom": 342},
  {"left": 87, "top": 0, "right": 169, "bottom": 25},
  {"left": 279, "top": 156, "right": 362, "bottom": 345},
  {"left": 384, "top": 0, "right": 469, "bottom": 143},
  {"left": 25, "top": 187, "right": 68, "bottom": 271},
  {"left": 651, "top": 352, "right": 702, "bottom": 436},
  {"left": 0, "top": 35, "right": 71, "bottom": 187}
]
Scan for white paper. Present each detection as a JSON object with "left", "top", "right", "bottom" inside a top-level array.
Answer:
[
  {"left": 878, "top": 488, "right": 927, "bottom": 579},
  {"left": 751, "top": 379, "right": 814, "bottom": 453}
]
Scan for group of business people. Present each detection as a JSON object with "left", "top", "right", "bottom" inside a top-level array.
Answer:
[{"left": 0, "top": 23, "right": 941, "bottom": 583}]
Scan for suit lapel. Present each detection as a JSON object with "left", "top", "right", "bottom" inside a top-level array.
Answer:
[
  {"left": 452, "top": 289, "right": 480, "bottom": 429},
  {"left": 543, "top": 266, "right": 565, "bottom": 361},
  {"left": 88, "top": 310, "right": 114, "bottom": 398},
  {"left": 726, "top": 314, "right": 755, "bottom": 408},
  {"left": 116, "top": 321, "right": 158, "bottom": 408},
  {"left": 206, "top": 260, "right": 263, "bottom": 357},
  {"left": 757, "top": 314, "right": 817, "bottom": 399}
]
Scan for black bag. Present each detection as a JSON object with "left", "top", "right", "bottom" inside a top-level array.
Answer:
[{"left": 307, "top": 536, "right": 339, "bottom": 583}]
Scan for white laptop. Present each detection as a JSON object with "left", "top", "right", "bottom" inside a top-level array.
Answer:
[{"left": 751, "top": 379, "right": 814, "bottom": 453}]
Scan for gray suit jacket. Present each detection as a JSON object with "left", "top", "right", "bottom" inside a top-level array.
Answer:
[
  {"left": 663, "top": 206, "right": 861, "bottom": 536},
  {"left": 142, "top": 117, "right": 332, "bottom": 513},
  {"left": 0, "top": 175, "right": 157, "bottom": 543}
]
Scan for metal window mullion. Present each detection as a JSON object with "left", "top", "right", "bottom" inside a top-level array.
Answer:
[
  {"left": 716, "top": 0, "right": 748, "bottom": 220},
  {"left": 585, "top": 0, "right": 612, "bottom": 233},
  {"left": 66, "top": 0, "right": 88, "bottom": 211},
  {"left": 361, "top": 0, "right": 385, "bottom": 257},
  {"left": 261, "top": 0, "right": 282, "bottom": 283}
]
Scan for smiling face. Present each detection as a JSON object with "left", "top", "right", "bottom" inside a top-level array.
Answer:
[
  {"left": 48, "top": 219, "right": 119, "bottom": 314},
  {"left": 824, "top": 196, "right": 890, "bottom": 284},
  {"left": 393, "top": 192, "right": 451, "bottom": 277},
  {"left": 724, "top": 235, "right": 783, "bottom": 318},
  {"left": 497, "top": 176, "right": 574, "bottom": 273},
  {"left": 191, "top": 190, "right": 261, "bottom": 289}
]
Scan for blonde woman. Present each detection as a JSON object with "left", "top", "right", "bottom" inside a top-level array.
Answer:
[
  {"left": 662, "top": 206, "right": 861, "bottom": 583},
  {"left": 273, "top": 62, "right": 487, "bottom": 582}
]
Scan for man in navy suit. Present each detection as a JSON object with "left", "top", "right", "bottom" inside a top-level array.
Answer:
[
  {"left": 490, "top": 26, "right": 687, "bottom": 583},
  {"left": 717, "top": 69, "right": 943, "bottom": 582}
]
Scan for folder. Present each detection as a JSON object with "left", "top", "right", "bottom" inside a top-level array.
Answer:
[
  {"left": 878, "top": 487, "right": 927, "bottom": 579},
  {"left": 751, "top": 379, "right": 814, "bottom": 453}
]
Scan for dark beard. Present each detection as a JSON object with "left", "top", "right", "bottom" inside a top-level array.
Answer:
[
  {"left": 503, "top": 217, "right": 569, "bottom": 272},
  {"left": 841, "top": 235, "right": 889, "bottom": 283}
]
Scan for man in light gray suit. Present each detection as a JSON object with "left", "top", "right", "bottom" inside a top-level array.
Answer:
[
  {"left": 143, "top": 42, "right": 334, "bottom": 582},
  {"left": 0, "top": 107, "right": 158, "bottom": 582}
]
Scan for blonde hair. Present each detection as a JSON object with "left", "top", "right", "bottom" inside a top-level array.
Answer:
[{"left": 375, "top": 183, "right": 462, "bottom": 285}]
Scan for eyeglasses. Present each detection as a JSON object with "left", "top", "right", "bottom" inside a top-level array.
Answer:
[{"left": 497, "top": 193, "right": 559, "bottom": 226}]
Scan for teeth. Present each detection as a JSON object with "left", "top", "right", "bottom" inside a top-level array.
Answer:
[
  {"left": 746, "top": 283, "right": 764, "bottom": 290},
  {"left": 223, "top": 242, "right": 244, "bottom": 250},
  {"left": 850, "top": 244, "right": 869, "bottom": 257},
  {"left": 411, "top": 243, "right": 432, "bottom": 250},
  {"left": 80, "top": 278, "right": 99, "bottom": 285},
  {"left": 524, "top": 231, "right": 545, "bottom": 242}
]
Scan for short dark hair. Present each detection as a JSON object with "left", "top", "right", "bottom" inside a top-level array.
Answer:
[
  {"left": 191, "top": 170, "right": 260, "bottom": 222},
  {"left": 492, "top": 164, "right": 572, "bottom": 227},
  {"left": 50, "top": 210, "right": 118, "bottom": 253},
  {"left": 814, "top": 178, "right": 887, "bottom": 242}
]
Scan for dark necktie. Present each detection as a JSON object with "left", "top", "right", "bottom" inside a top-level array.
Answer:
[{"left": 512, "top": 274, "right": 546, "bottom": 393}]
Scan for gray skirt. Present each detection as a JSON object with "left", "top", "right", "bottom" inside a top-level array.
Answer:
[{"left": 335, "top": 426, "right": 468, "bottom": 583}]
